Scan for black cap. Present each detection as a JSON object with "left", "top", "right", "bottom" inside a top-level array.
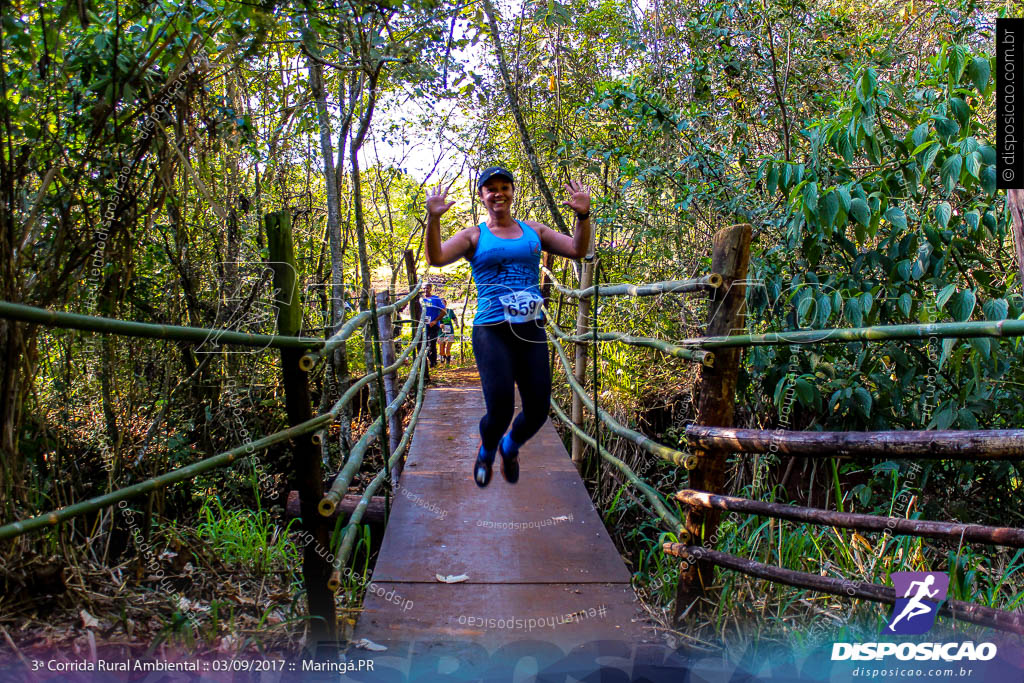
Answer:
[{"left": 477, "top": 166, "right": 514, "bottom": 190}]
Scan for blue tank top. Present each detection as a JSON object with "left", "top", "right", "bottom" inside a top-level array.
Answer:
[{"left": 469, "top": 220, "right": 544, "bottom": 325}]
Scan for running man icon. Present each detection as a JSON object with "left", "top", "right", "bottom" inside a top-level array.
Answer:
[{"left": 887, "top": 572, "right": 950, "bottom": 635}]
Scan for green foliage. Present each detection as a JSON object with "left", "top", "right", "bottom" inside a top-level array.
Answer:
[
  {"left": 752, "top": 41, "right": 1021, "bottom": 438},
  {"left": 197, "top": 497, "right": 298, "bottom": 573}
]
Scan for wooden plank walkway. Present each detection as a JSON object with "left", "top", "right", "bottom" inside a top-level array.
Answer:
[{"left": 349, "top": 372, "right": 661, "bottom": 667}]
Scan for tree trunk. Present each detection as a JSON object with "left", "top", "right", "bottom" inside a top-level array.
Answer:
[
  {"left": 350, "top": 135, "right": 377, "bottom": 392},
  {"left": 306, "top": 51, "right": 352, "bottom": 456},
  {"left": 480, "top": 0, "right": 571, "bottom": 236}
]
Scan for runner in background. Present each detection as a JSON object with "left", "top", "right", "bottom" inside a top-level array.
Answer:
[
  {"left": 423, "top": 166, "right": 591, "bottom": 487},
  {"left": 421, "top": 282, "right": 446, "bottom": 369},
  {"left": 438, "top": 309, "right": 457, "bottom": 364}
]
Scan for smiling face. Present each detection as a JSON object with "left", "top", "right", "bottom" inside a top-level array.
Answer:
[{"left": 479, "top": 176, "right": 514, "bottom": 216}]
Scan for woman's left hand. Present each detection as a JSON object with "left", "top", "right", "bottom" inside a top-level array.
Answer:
[{"left": 563, "top": 179, "right": 591, "bottom": 216}]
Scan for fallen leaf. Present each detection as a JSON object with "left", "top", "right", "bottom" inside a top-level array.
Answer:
[
  {"left": 177, "top": 596, "right": 209, "bottom": 612},
  {"left": 435, "top": 573, "right": 469, "bottom": 583},
  {"left": 80, "top": 609, "right": 99, "bottom": 629},
  {"left": 217, "top": 634, "right": 239, "bottom": 653},
  {"left": 352, "top": 638, "right": 387, "bottom": 651}
]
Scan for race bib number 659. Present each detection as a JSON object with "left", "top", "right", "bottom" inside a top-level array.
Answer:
[{"left": 498, "top": 291, "right": 542, "bottom": 323}]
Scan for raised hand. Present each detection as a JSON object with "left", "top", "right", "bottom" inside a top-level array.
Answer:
[
  {"left": 563, "top": 179, "right": 591, "bottom": 216},
  {"left": 426, "top": 183, "right": 455, "bottom": 217}
]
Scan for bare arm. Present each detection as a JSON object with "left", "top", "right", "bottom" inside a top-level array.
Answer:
[
  {"left": 532, "top": 214, "right": 591, "bottom": 259},
  {"left": 531, "top": 179, "right": 593, "bottom": 259},
  {"left": 424, "top": 184, "right": 474, "bottom": 266}
]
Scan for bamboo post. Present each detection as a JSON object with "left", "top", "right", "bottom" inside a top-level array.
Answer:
[
  {"left": 368, "top": 292, "right": 392, "bottom": 470},
  {"left": 571, "top": 244, "right": 596, "bottom": 465},
  {"left": 674, "top": 223, "right": 752, "bottom": 622},
  {"left": 376, "top": 291, "right": 403, "bottom": 485},
  {"left": 265, "top": 210, "right": 335, "bottom": 643},
  {"left": 460, "top": 277, "right": 471, "bottom": 364}
]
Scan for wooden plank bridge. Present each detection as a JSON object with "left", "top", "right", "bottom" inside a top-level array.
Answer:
[{"left": 346, "top": 372, "right": 666, "bottom": 670}]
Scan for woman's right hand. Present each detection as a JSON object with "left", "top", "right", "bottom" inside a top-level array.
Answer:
[
  {"left": 426, "top": 184, "right": 455, "bottom": 217},
  {"left": 424, "top": 182, "right": 475, "bottom": 267}
]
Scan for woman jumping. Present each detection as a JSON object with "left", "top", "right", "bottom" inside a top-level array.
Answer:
[{"left": 424, "top": 166, "right": 591, "bottom": 487}]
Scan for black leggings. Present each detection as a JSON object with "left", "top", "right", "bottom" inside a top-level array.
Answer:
[{"left": 472, "top": 320, "right": 551, "bottom": 453}]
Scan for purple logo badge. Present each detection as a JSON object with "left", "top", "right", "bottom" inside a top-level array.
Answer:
[{"left": 886, "top": 572, "right": 949, "bottom": 635}]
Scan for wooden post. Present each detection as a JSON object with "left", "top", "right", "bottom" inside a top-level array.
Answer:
[
  {"left": 265, "top": 210, "right": 335, "bottom": 644},
  {"left": 404, "top": 249, "right": 421, "bottom": 324},
  {"left": 1006, "top": 190, "right": 1024, "bottom": 293},
  {"left": 674, "top": 223, "right": 752, "bottom": 623},
  {"left": 571, "top": 243, "right": 596, "bottom": 465},
  {"left": 376, "top": 291, "right": 403, "bottom": 484}
]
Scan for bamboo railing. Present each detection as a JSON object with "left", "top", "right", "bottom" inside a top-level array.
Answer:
[
  {"left": 319, "top": 341, "right": 428, "bottom": 516},
  {"left": 0, "top": 274, "right": 432, "bottom": 641},
  {"left": 547, "top": 319, "right": 714, "bottom": 366},
  {"left": 541, "top": 266, "right": 721, "bottom": 298},
  {"left": 0, "top": 414, "right": 334, "bottom": 541},
  {"left": 550, "top": 400, "right": 685, "bottom": 537},
  {"left": 546, "top": 320, "right": 694, "bottom": 468},
  {"left": 677, "top": 318, "right": 1024, "bottom": 349},
  {"left": 329, "top": 348, "right": 429, "bottom": 591},
  {"left": 300, "top": 283, "right": 422, "bottom": 370},
  {"left": 0, "top": 312, "right": 428, "bottom": 543},
  {"left": 0, "top": 300, "right": 325, "bottom": 349}
]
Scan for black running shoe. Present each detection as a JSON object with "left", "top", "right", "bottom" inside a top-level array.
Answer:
[
  {"left": 474, "top": 443, "right": 493, "bottom": 488},
  {"left": 499, "top": 440, "right": 519, "bottom": 484}
]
